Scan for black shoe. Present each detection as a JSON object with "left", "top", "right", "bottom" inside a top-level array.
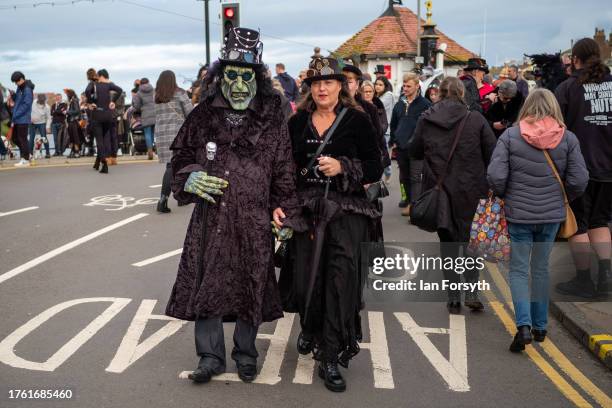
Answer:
[
  {"left": 555, "top": 277, "right": 596, "bottom": 299},
  {"left": 532, "top": 329, "right": 547, "bottom": 342},
  {"left": 447, "top": 301, "right": 461, "bottom": 314},
  {"left": 237, "top": 363, "right": 257, "bottom": 383},
  {"left": 93, "top": 157, "right": 101, "bottom": 171},
  {"left": 188, "top": 367, "right": 213, "bottom": 383},
  {"left": 45, "top": 153, "right": 50, "bottom": 159},
  {"left": 156, "top": 195, "right": 171, "bottom": 213},
  {"left": 509, "top": 325, "right": 532, "bottom": 352},
  {"left": 464, "top": 292, "right": 484, "bottom": 311},
  {"left": 99, "top": 161, "right": 108, "bottom": 174},
  {"left": 398, "top": 200, "right": 408, "bottom": 208},
  {"left": 297, "top": 331, "right": 314, "bottom": 355},
  {"left": 318, "top": 361, "right": 346, "bottom": 392}
]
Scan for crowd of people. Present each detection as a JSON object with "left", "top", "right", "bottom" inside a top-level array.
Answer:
[{"left": 0, "top": 30, "right": 610, "bottom": 393}]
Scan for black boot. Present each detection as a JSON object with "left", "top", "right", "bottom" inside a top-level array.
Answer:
[
  {"left": 555, "top": 270, "right": 596, "bottom": 299},
  {"left": 237, "top": 363, "right": 257, "bottom": 383},
  {"left": 156, "top": 195, "right": 171, "bottom": 213},
  {"left": 99, "top": 160, "right": 108, "bottom": 174},
  {"left": 464, "top": 292, "right": 484, "bottom": 311},
  {"left": 297, "top": 331, "right": 314, "bottom": 355},
  {"left": 93, "top": 157, "right": 101, "bottom": 171},
  {"left": 532, "top": 329, "right": 547, "bottom": 342},
  {"left": 597, "top": 259, "right": 610, "bottom": 298},
  {"left": 509, "top": 325, "right": 532, "bottom": 352},
  {"left": 318, "top": 361, "right": 346, "bottom": 392}
]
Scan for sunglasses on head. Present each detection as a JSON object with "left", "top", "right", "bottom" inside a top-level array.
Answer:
[{"left": 225, "top": 70, "right": 254, "bottom": 82}]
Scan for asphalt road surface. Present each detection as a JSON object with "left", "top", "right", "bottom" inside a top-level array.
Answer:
[{"left": 0, "top": 161, "right": 611, "bottom": 408}]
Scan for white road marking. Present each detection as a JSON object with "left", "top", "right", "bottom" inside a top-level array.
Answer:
[
  {"left": 132, "top": 249, "right": 183, "bottom": 267},
  {"left": 0, "top": 206, "right": 39, "bottom": 217},
  {"left": 360, "top": 311, "right": 395, "bottom": 389},
  {"left": 0, "top": 298, "right": 131, "bottom": 371},
  {"left": 293, "top": 354, "right": 315, "bottom": 385},
  {"left": 179, "top": 314, "right": 295, "bottom": 385},
  {"left": 394, "top": 312, "right": 469, "bottom": 392},
  {"left": 84, "top": 195, "right": 157, "bottom": 211},
  {"left": 0, "top": 213, "right": 149, "bottom": 285},
  {"left": 106, "top": 299, "right": 188, "bottom": 373},
  {"left": 149, "top": 184, "right": 162, "bottom": 188}
]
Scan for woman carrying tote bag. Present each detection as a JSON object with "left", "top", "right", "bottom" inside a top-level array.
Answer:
[{"left": 487, "top": 88, "right": 588, "bottom": 352}]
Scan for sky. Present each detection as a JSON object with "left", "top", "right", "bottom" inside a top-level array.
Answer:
[{"left": 0, "top": 0, "right": 610, "bottom": 96}]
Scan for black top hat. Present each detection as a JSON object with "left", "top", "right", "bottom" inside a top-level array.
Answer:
[
  {"left": 374, "top": 65, "right": 386, "bottom": 75},
  {"left": 220, "top": 27, "right": 263, "bottom": 67},
  {"left": 464, "top": 57, "right": 489, "bottom": 73},
  {"left": 341, "top": 58, "right": 363, "bottom": 78},
  {"left": 304, "top": 56, "right": 346, "bottom": 85}
]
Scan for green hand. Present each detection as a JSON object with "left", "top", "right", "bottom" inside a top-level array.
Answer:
[
  {"left": 184, "top": 171, "right": 229, "bottom": 204},
  {"left": 271, "top": 222, "right": 293, "bottom": 241}
]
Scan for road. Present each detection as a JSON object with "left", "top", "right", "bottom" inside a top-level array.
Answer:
[{"left": 0, "top": 162, "right": 611, "bottom": 408}]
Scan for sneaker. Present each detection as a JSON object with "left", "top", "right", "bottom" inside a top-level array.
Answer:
[
  {"left": 555, "top": 277, "right": 597, "bottom": 299},
  {"left": 14, "top": 159, "right": 30, "bottom": 167}
]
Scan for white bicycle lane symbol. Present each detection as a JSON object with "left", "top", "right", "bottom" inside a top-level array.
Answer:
[{"left": 83, "top": 195, "right": 158, "bottom": 211}]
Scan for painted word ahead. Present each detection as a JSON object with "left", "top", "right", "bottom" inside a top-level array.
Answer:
[{"left": 0, "top": 297, "right": 470, "bottom": 392}]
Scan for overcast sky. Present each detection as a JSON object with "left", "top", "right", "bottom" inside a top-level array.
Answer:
[{"left": 0, "top": 0, "right": 610, "bottom": 95}]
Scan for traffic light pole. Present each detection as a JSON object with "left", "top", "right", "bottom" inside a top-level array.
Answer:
[{"left": 204, "top": 0, "right": 210, "bottom": 65}]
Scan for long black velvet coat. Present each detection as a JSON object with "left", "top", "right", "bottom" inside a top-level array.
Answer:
[{"left": 165, "top": 92, "right": 301, "bottom": 326}]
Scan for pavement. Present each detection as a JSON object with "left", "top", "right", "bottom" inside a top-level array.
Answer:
[{"left": 0, "top": 162, "right": 611, "bottom": 408}]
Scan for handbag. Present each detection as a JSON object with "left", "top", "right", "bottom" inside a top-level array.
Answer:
[
  {"left": 366, "top": 180, "right": 390, "bottom": 202},
  {"left": 543, "top": 150, "right": 578, "bottom": 239},
  {"left": 410, "top": 112, "right": 470, "bottom": 233},
  {"left": 467, "top": 192, "right": 511, "bottom": 262}
]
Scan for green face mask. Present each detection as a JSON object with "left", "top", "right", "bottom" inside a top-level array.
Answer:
[{"left": 221, "top": 65, "right": 257, "bottom": 110}]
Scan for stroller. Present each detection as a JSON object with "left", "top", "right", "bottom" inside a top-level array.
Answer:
[{"left": 125, "top": 106, "right": 148, "bottom": 156}]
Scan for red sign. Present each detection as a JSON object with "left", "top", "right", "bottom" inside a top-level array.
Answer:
[{"left": 384, "top": 65, "right": 392, "bottom": 79}]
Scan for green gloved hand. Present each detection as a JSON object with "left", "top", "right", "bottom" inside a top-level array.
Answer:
[
  {"left": 184, "top": 171, "right": 229, "bottom": 204},
  {"left": 271, "top": 222, "right": 293, "bottom": 241}
]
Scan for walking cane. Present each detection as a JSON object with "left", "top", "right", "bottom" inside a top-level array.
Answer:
[{"left": 195, "top": 142, "right": 217, "bottom": 290}]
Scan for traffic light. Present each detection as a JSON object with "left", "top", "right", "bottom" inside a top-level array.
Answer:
[{"left": 221, "top": 2, "right": 240, "bottom": 44}]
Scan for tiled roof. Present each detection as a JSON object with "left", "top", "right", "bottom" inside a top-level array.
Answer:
[{"left": 335, "top": 6, "right": 476, "bottom": 63}]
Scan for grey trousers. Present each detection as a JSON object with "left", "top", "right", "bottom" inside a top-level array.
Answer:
[{"left": 194, "top": 317, "right": 259, "bottom": 371}]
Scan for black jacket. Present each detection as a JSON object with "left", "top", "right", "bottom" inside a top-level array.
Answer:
[
  {"left": 275, "top": 72, "right": 299, "bottom": 103},
  {"left": 485, "top": 93, "right": 524, "bottom": 138},
  {"left": 355, "top": 94, "right": 391, "bottom": 168},
  {"left": 555, "top": 70, "right": 612, "bottom": 181},
  {"left": 461, "top": 75, "right": 483, "bottom": 114},
  {"left": 288, "top": 107, "right": 383, "bottom": 218},
  {"left": 407, "top": 100, "right": 497, "bottom": 241},
  {"left": 51, "top": 102, "right": 67, "bottom": 124},
  {"left": 389, "top": 94, "right": 431, "bottom": 150}
]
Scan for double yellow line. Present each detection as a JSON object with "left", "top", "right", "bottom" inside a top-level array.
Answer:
[{"left": 485, "top": 262, "right": 612, "bottom": 408}]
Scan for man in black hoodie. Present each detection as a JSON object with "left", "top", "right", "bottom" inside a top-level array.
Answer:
[
  {"left": 274, "top": 63, "right": 299, "bottom": 103},
  {"left": 554, "top": 38, "right": 612, "bottom": 299}
]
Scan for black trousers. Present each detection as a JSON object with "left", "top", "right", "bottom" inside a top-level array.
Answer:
[
  {"left": 437, "top": 229, "right": 480, "bottom": 301},
  {"left": 194, "top": 317, "right": 258, "bottom": 371},
  {"left": 109, "top": 120, "right": 118, "bottom": 157},
  {"left": 397, "top": 148, "right": 411, "bottom": 201},
  {"left": 161, "top": 163, "right": 172, "bottom": 196},
  {"left": 12, "top": 124, "right": 30, "bottom": 160},
  {"left": 90, "top": 111, "right": 113, "bottom": 159}
]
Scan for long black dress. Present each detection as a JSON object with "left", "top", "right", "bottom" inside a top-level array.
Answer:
[{"left": 280, "top": 105, "right": 383, "bottom": 364}]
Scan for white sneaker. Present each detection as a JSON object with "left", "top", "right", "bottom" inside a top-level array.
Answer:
[{"left": 14, "top": 159, "right": 30, "bottom": 167}]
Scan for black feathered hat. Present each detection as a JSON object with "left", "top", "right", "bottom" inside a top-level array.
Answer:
[
  {"left": 464, "top": 57, "right": 489, "bottom": 74},
  {"left": 341, "top": 58, "right": 363, "bottom": 79}
]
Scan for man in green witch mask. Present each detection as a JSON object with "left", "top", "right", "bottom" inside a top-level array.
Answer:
[
  {"left": 221, "top": 65, "right": 257, "bottom": 111},
  {"left": 166, "top": 26, "right": 300, "bottom": 386}
]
